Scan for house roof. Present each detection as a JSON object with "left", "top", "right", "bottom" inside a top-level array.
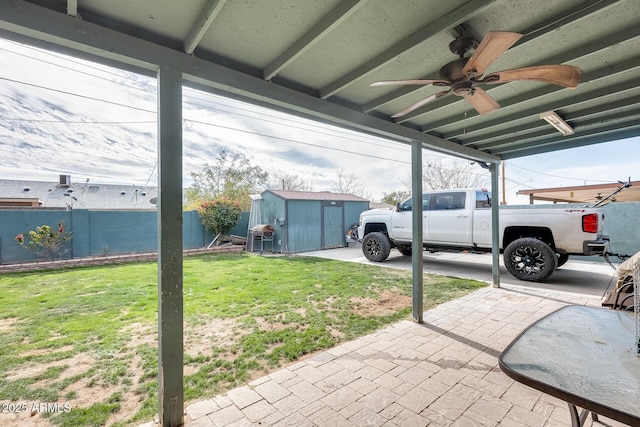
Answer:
[
  {"left": 265, "top": 189, "right": 369, "bottom": 202},
  {"left": 516, "top": 180, "right": 640, "bottom": 205},
  {"left": 0, "top": 0, "right": 638, "bottom": 163},
  {"left": 0, "top": 178, "right": 158, "bottom": 209}
]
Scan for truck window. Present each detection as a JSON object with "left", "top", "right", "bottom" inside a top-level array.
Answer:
[
  {"left": 399, "top": 194, "right": 431, "bottom": 211},
  {"left": 475, "top": 190, "right": 492, "bottom": 208},
  {"left": 430, "top": 192, "right": 465, "bottom": 210}
]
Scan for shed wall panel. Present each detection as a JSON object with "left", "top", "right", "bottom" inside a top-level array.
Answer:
[
  {"left": 287, "top": 200, "right": 321, "bottom": 253},
  {"left": 344, "top": 201, "right": 370, "bottom": 229}
]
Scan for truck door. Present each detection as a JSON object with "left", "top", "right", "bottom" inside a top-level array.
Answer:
[
  {"left": 427, "top": 191, "right": 472, "bottom": 244},
  {"left": 392, "top": 194, "right": 430, "bottom": 241}
]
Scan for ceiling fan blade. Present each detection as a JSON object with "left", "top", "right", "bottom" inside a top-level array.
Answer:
[
  {"left": 462, "top": 31, "right": 523, "bottom": 77},
  {"left": 462, "top": 87, "right": 500, "bottom": 115},
  {"left": 370, "top": 79, "right": 449, "bottom": 87},
  {"left": 481, "top": 65, "right": 583, "bottom": 88},
  {"left": 391, "top": 90, "right": 451, "bottom": 118}
]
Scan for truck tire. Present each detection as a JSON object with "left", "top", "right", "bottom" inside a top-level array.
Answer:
[
  {"left": 397, "top": 246, "right": 412, "bottom": 256},
  {"left": 362, "top": 232, "right": 391, "bottom": 262},
  {"left": 504, "top": 238, "right": 558, "bottom": 282}
]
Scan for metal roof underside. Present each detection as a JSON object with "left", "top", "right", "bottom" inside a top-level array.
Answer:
[{"left": 0, "top": 0, "right": 639, "bottom": 163}]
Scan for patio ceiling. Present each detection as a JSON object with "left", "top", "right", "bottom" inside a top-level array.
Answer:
[{"left": 1, "top": 0, "right": 638, "bottom": 163}]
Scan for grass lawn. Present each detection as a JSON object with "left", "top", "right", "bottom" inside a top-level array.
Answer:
[{"left": 0, "top": 252, "right": 487, "bottom": 426}]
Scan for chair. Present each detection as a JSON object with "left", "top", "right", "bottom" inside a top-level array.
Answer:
[{"left": 602, "top": 276, "right": 634, "bottom": 311}]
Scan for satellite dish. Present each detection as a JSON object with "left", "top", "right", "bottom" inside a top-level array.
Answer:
[{"left": 149, "top": 197, "right": 158, "bottom": 205}]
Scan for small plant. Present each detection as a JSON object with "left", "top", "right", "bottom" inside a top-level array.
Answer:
[
  {"left": 197, "top": 198, "right": 241, "bottom": 245},
  {"left": 15, "top": 220, "right": 72, "bottom": 261}
]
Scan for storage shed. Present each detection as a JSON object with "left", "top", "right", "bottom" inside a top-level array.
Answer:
[{"left": 251, "top": 190, "right": 369, "bottom": 254}]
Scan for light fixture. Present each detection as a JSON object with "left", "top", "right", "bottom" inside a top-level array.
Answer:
[{"left": 540, "top": 111, "right": 574, "bottom": 136}]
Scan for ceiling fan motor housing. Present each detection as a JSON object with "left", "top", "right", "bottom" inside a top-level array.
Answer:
[
  {"left": 452, "top": 81, "right": 474, "bottom": 96},
  {"left": 439, "top": 57, "right": 470, "bottom": 82}
]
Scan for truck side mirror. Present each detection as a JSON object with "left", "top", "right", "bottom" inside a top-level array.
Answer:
[{"left": 397, "top": 202, "right": 411, "bottom": 212}]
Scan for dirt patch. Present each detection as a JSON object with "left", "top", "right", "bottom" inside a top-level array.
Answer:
[
  {"left": 0, "top": 317, "right": 20, "bottom": 332},
  {"left": 122, "top": 322, "right": 157, "bottom": 349},
  {"left": 184, "top": 318, "right": 246, "bottom": 358},
  {"left": 350, "top": 288, "right": 412, "bottom": 317},
  {"left": 7, "top": 327, "right": 153, "bottom": 427},
  {"left": 7, "top": 347, "right": 85, "bottom": 382},
  {"left": 254, "top": 316, "right": 290, "bottom": 332},
  {"left": 20, "top": 344, "right": 74, "bottom": 358}
]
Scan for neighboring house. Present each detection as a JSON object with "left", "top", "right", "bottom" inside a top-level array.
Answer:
[
  {"left": 0, "top": 175, "right": 158, "bottom": 210},
  {"left": 249, "top": 190, "right": 369, "bottom": 254}
]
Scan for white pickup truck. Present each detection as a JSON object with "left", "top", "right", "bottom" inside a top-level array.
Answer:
[{"left": 357, "top": 189, "right": 610, "bottom": 282}]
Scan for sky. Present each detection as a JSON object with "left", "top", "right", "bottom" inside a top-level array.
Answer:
[{"left": 0, "top": 38, "right": 638, "bottom": 205}]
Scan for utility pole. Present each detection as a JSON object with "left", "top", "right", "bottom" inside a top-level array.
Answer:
[{"left": 501, "top": 161, "right": 507, "bottom": 205}]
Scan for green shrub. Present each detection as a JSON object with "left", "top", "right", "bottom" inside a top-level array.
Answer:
[
  {"left": 15, "top": 220, "right": 72, "bottom": 261},
  {"left": 198, "top": 198, "right": 242, "bottom": 241}
]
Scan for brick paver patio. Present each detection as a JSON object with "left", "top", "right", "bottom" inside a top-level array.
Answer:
[{"left": 145, "top": 283, "right": 627, "bottom": 426}]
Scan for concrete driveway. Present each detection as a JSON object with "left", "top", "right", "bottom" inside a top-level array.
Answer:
[{"left": 299, "top": 246, "right": 620, "bottom": 297}]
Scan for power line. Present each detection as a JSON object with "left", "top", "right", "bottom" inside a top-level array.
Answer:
[
  {"left": 508, "top": 162, "right": 612, "bottom": 183},
  {"left": 183, "top": 89, "right": 409, "bottom": 153},
  {"left": 184, "top": 118, "right": 411, "bottom": 165},
  {"left": 0, "top": 76, "right": 157, "bottom": 114},
  {"left": 0, "top": 44, "right": 154, "bottom": 96},
  {"left": 1, "top": 118, "right": 155, "bottom": 125},
  {"left": 3, "top": 40, "right": 593, "bottom": 186},
  {"left": 0, "top": 41, "right": 473, "bottom": 164}
]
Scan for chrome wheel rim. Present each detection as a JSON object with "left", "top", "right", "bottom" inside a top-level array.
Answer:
[
  {"left": 510, "top": 245, "right": 547, "bottom": 275},
  {"left": 365, "top": 239, "right": 381, "bottom": 257}
]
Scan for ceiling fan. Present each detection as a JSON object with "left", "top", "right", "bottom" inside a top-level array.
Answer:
[{"left": 370, "top": 31, "right": 583, "bottom": 118}]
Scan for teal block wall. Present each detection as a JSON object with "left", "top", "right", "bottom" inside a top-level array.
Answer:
[
  {"left": 0, "top": 209, "right": 250, "bottom": 264},
  {"left": 1, "top": 209, "right": 72, "bottom": 263},
  {"left": 602, "top": 202, "right": 640, "bottom": 258}
]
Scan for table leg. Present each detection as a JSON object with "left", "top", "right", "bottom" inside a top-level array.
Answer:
[{"left": 568, "top": 403, "right": 598, "bottom": 426}]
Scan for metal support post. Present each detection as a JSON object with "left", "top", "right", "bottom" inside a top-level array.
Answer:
[
  {"left": 411, "top": 141, "right": 424, "bottom": 323},
  {"left": 157, "top": 65, "right": 184, "bottom": 427},
  {"left": 491, "top": 162, "right": 500, "bottom": 288}
]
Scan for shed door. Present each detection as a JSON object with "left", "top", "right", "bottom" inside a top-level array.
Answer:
[{"left": 322, "top": 202, "right": 344, "bottom": 249}]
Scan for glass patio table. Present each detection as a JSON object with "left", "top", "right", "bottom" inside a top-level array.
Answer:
[{"left": 499, "top": 305, "right": 640, "bottom": 426}]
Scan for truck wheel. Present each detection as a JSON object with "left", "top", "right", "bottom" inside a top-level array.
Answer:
[
  {"left": 557, "top": 253, "right": 569, "bottom": 268},
  {"left": 362, "top": 232, "right": 391, "bottom": 262},
  {"left": 504, "top": 238, "right": 558, "bottom": 282},
  {"left": 397, "top": 246, "right": 412, "bottom": 256}
]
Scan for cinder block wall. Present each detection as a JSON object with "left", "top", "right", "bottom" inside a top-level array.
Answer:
[
  {"left": 0, "top": 209, "right": 249, "bottom": 264},
  {"left": 602, "top": 202, "right": 640, "bottom": 258}
]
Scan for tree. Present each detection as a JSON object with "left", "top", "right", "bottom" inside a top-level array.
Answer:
[
  {"left": 401, "top": 156, "right": 489, "bottom": 191},
  {"left": 185, "top": 148, "right": 269, "bottom": 211},
  {"left": 269, "top": 173, "right": 314, "bottom": 191},
  {"left": 381, "top": 190, "right": 410, "bottom": 206},
  {"left": 331, "top": 168, "right": 371, "bottom": 199}
]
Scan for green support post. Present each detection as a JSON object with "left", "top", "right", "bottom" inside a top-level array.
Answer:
[
  {"left": 411, "top": 141, "right": 424, "bottom": 323},
  {"left": 491, "top": 162, "right": 500, "bottom": 288},
  {"left": 157, "top": 66, "right": 184, "bottom": 427}
]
